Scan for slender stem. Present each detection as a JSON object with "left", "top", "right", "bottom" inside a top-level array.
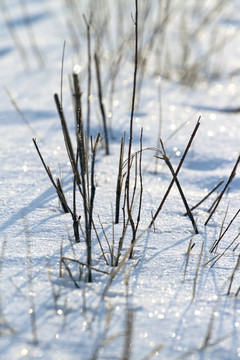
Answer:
[
  {"left": 210, "top": 232, "right": 240, "bottom": 268},
  {"left": 54, "top": 93, "right": 79, "bottom": 184},
  {"left": 20, "top": 0, "right": 45, "bottom": 68},
  {"left": 149, "top": 117, "right": 200, "bottom": 228},
  {"left": 161, "top": 151, "right": 198, "bottom": 234},
  {"left": 205, "top": 154, "right": 240, "bottom": 226},
  {"left": 83, "top": 14, "right": 92, "bottom": 140},
  {"left": 126, "top": 0, "right": 138, "bottom": 256},
  {"left": 32, "top": 139, "right": 72, "bottom": 215},
  {"left": 60, "top": 41, "right": 66, "bottom": 106},
  {"left": 183, "top": 179, "right": 224, "bottom": 216},
  {"left": 227, "top": 255, "right": 240, "bottom": 295},
  {"left": 115, "top": 136, "right": 125, "bottom": 224},
  {"left": 210, "top": 208, "right": 240, "bottom": 253},
  {"left": 94, "top": 53, "right": 109, "bottom": 155}
]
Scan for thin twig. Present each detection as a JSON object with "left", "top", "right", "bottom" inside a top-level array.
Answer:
[
  {"left": 126, "top": 0, "right": 139, "bottom": 258},
  {"left": 227, "top": 255, "right": 240, "bottom": 295},
  {"left": 56, "top": 178, "right": 70, "bottom": 213},
  {"left": 102, "top": 227, "right": 149, "bottom": 299},
  {"left": 54, "top": 93, "right": 79, "bottom": 183},
  {"left": 98, "top": 214, "right": 112, "bottom": 258},
  {"left": 0, "top": 0, "right": 29, "bottom": 69},
  {"left": 32, "top": 139, "right": 72, "bottom": 214},
  {"left": 122, "top": 274, "right": 134, "bottom": 360},
  {"left": 115, "top": 136, "right": 125, "bottom": 224},
  {"left": 205, "top": 155, "right": 240, "bottom": 226},
  {"left": 129, "top": 128, "right": 144, "bottom": 258},
  {"left": 183, "top": 179, "right": 224, "bottom": 216},
  {"left": 61, "top": 258, "right": 80, "bottom": 289},
  {"left": 183, "top": 237, "right": 194, "bottom": 281},
  {"left": 94, "top": 53, "right": 109, "bottom": 155},
  {"left": 149, "top": 117, "right": 200, "bottom": 228},
  {"left": 20, "top": 0, "right": 45, "bottom": 68},
  {"left": 157, "top": 140, "right": 198, "bottom": 234},
  {"left": 83, "top": 13, "right": 93, "bottom": 139},
  {"left": 92, "top": 219, "right": 109, "bottom": 266},
  {"left": 192, "top": 242, "right": 204, "bottom": 301},
  {"left": 62, "top": 257, "right": 109, "bottom": 275},
  {"left": 23, "top": 216, "right": 38, "bottom": 344},
  {"left": 60, "top": 40, "right": 66, "bottom": 106},
  {"left": 219, "top": 202, "right": 229, "bottom": 239},
  {"left": 210, "top": 232, "right": 240, "bottom": 268},
  {"left": 210, "top": 208, "right": 240, "bottom": 253},
  {"left": 5, "top": 88, "right": 43, "bottom": 142}
]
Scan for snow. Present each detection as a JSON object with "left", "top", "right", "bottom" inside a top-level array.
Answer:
[{"left": 0, "top": 0, "right": 240, "bottom": 359}]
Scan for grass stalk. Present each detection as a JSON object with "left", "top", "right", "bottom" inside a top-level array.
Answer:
[
  {"left": 0, "top": 0, "right": 30, "bottom": 69},
  {"left": 46, "top": 258, "right": 61, "bottom": 313},
  {"left": 125, "top": 0, "right": 139, "bottom": 259},
  {"left": 32, "top": 139, "right": 71, "bottom": 213},
  {"left": 210, "top": 202, "right": 230, "bottom": 253},
  {"left": 92, "top": 219, "right": 109, "bottom": 266},
  {"left": 23, "top": 216, "right": 38, "bottom": 344},
  {"left": 62, "top": 257, "right": 109, "bottom": 275},
  {"left": 115, "top": 136, "right": 125, "bottom": 224},
  {"left": 151, "top": 211, "right": 156, "bottom": 233},
  {"left": 210, "top": 208, "right": 240, "bottom": 253},
  {"left": 72, "top": 175, "right": 80, "bottom": 243},
  {"left": 156, "top": 139, "right": 198, "bottom": 234},
  {"left": 89, "top": 307, "right": 120, "bottom": 360},
  {"left": 61, "top": 258, "right": 80, "bottom": 289},
  {"left": 54, "top": 93, "right": 79, "bottom": 184},
  {"left": 183, "top": 237, "right": 195, "bottom": 281},
  {"left": 0, "top": 238, "right": 16, "bottom": 335},
  {"left": 19, "top": 0, "right": 45, "bottom": 68},
  {"left": 60, "top": 40, "right": 66, "bottom": 107},
  {"left": 33, "top": 139, "right": 81, "bottom": 242},
  {"left": 129, "top": 128, "right": 143, "bottom": 259},
  {"left": 111, "top": 205, "right": 115, "bottom": 265},
  {"left": 183, "top": 179, "right": 224, "bottom": 216},
  {"left": 122, "top": 273, "right": 134, "bottom": 360},
  {"left": 77, "top": 132, "right": 100, "bottom": 281},
  {"left": 5, "top": 88, "right": 43, "bottom": 142},
  {"left": 72, "top": 72, "right": 82, "bottom": 133},
  {"left": 94, "top": 53, "right": 109, "bottom": 155},
  {"left": 227, "top": 255, "right": 240, "bottom": 296},
  {"left": 108, "top": 42, "right": 125, "bottom": 135},
  {"left": 205, "top": 155, "right": 240, "bottom": 226},
  {"left": 200, "top": 303, "right": 217, "bottom": 350},
  {"left": 140, "top": 344, "right": 164, "bottom": 360},
  {"left": 136, "top": 1, "right": 171, "bottom": 106},
  {"left": 149, "top": 117, "right": 201, "bottom": 228},
  {"left": 192, "top": 241, "right": 204, "bottom": 301},
  {"left": 154, "top": 77, "right": 163, "bottom": 174},
  {"left": 136, "top": 128, "right": 143, "bottom": 230},
  {"left": 83, "top": 13, "right": 92, "bottom": 139},
  {"left": 56, "top": 178, "right": 70, "bottom": 213},
  {"left": 210, "top": 231, "right": 240, "bottom": 268},
  {"left": 219, "top": 202, "right": 229, "bottom": 240},
  {"left": 59, "top": 237, "right": 64, "bottom": 278},
  {"left": 102, "top": 227, "right": 149, "bottom": 299},
  {"left": 98, "top": 214, "right": 115, "bottom": 265}
]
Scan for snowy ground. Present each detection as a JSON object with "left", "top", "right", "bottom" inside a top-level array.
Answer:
[{"left": 0, "top": 1, "right": 240, "bottom": 359}]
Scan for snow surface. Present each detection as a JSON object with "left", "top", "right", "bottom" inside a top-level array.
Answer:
[{"left": 0, "top": 1, "right": 240, "bottom": 359}]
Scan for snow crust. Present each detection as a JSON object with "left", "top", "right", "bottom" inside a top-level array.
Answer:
[{"left": 0, "top": 1, "right": 239, "bottom": 359}]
